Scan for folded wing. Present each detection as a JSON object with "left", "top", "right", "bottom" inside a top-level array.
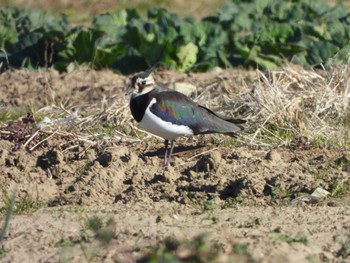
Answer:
[{"left": 150, "top": 91, "right": 245, "bottom": 136}]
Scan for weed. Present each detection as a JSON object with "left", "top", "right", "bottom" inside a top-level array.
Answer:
[
  {"left": 307, "top": 255, "right": 329, "bottom": 263},
  {"left": 58, "top": 238, "right": 74, "bottom": 263},
  {"left": 139, "top": 235, "right": 219, "bottom": 263},
  {"left": 0, "top": 248, "right": 6, "bottom": 259},
  {"left": 0, "top": 189, "right": 16, "bottom": 240},
  {"left": 84, "top": 215, "right": 103, "bottom": 232},
  {"left": 331, "top": 181, "right": 350, "bottom": 198},
  {"left": 203, "top": 199, "right": 216, "bottom": 212},
  {"left": 0, "top": 112, "right": 37, "bottom": 151},
  {"left": 334, "top": 156, "right": 350, "bottom": 171},
  {"left": 84, "top": 215, "right": 115, "bottom": 245},
  {"left": 0, "top": 190, "right": 16, "bottom": 260},
  {"left": 233, "top": 243, "right": 249, "bottom": 255},
  {"left": 222, "top": 195, "right": 243, "bottom": 209},
  {"left": 85, "top": 124, "right": 117, "bottom": 138},
  {"left": 303, "top": 164, "right": 330, "bottom": 181},
  {"left": 15, "top": 192, "right": 44, "bottom": 214},
  {"left": 1, "top": 188, "right": 44, "bottom": 215},
  {"left": 232, "top": 243, "right": 256, "bottom": 262},
  {"left": 239, "top": 217, "right": 261, "bottom": 228},
  {"left": 278, "top": 234, "right": 308, "bottom": 245},
  {"left": 0, "top": 107, "right": 27, "bottom": 122},
  {"left": 337, "top": 236, "right": 350, "bottom": 258},
  {"left": 76, "top": 161, "right": 94, "bottom": 178},
  {"left": 313, "top": 136, "right": 330, "bottom": 149},
  {"left": 260, "top": 123, "right": 295, "bottom": 145},
  {"left": 212, "top": 135, "right": 242, "bottom": 147},
  {"left": 270, "top": 187, "right": 286, "bottom": 197}
]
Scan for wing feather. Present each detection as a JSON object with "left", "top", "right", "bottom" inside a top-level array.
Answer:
[{"left": 149, "top": 90, "right": 244, "bottom": 135}]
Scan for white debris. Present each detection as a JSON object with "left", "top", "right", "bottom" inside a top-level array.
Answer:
[
  {"left": 289, "top": 187, "right": 330, "bottom": 206},
  {"left": 37, "top": 117, "right": 53, "bottom": 129},
  {"left": 310, "top": 187, "right": 330, "bottom": 198},
  {"left": 37, "top": 111, "right": 80, "bottom": 129}
]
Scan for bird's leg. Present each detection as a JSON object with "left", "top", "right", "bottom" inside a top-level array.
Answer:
[
  {"left": 163, "top": 139, "right": 169, "bottom": 166},
  {"left": 165, "top": 140, "right": 176, "bottom": 167}
]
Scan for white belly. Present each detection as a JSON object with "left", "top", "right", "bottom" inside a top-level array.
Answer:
[{"left": 139, "top": 98, "right": 194, "bottom": 140}]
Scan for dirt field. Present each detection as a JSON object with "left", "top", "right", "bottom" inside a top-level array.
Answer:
[{"left": 0, "top": 68, "right": 350, "bottom": 263}]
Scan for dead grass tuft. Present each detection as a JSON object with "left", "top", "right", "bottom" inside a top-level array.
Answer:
[{"left": 236, "top": 64, "right": 350, "bottom": 147}]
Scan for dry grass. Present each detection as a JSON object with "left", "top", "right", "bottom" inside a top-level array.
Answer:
[
  {"left": 1, "top": 64, "right": 350, "bottom": 152},
  {"left": 240, "top": 64, "right": 350, "bottom": 147}
]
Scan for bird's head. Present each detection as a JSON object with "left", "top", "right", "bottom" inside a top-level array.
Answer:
[{"left": 130, "top": 64, "right": 158, "bottom": 96}]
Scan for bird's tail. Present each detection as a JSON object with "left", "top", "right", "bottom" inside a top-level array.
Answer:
[{"left": 198, "top": 105, "right": 246, "bottom": 134}]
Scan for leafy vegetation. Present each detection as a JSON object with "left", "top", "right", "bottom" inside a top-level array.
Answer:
[
  {"left": 139, "top": 235, "right": 257, "bottom": 263},
  {"left": 83, "top": 215, "right": 115, "bottom": 244},
  {"left": 138, "top": 236, "right": 220, "bottom": 263},
  {"left": 1, "top": 0, "right": 350, "bottom": 74}
]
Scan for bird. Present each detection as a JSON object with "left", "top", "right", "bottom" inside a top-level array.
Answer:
[{"left": 129, "top": 65, "right": 245, "bottom": 167}]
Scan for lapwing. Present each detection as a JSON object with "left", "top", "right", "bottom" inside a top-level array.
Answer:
[{"left": 129, "top": 66, "right": 245, "bottom": 167}]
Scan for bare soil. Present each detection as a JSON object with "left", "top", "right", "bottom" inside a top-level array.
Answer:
[{"left": 0, "top": 69, "right": 349, "bottom": 263}]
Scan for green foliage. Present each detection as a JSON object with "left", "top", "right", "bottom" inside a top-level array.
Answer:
[
  {"left": 1, "top": 188, "right": 44, "bottom": 215},
  {"left": 0, "top": 107, "right": 27, "bottom": 122},
  {"left": 1, "top": 0, "right": 350, "bottom": 73},
  {"left": 331, "top": 181, "right": 350, "bottom": 197},
  {"left": 278, "top": 233, "right": 308, "bottom": 245},
  {"left": 203, "top": 199, "right": 216, "bottom": 211},
  {"left": 337, "top": 236, "right": 350, "bottom": 258},
  {"left": 84, "top": 216, "right": 115, "bottom": 244},
  {"left": 0, "top": 189, "right": 16, "bottom": 242},
  {"left": 0, "top": 7, "right": 69, "bottom": 68},
  {"left": 141, "top": 235, "right": 220, "bottom": 263}
]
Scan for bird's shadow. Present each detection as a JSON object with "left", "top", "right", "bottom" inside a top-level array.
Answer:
[{"left": 143, "top": 144, "right": 207, "bottom": 158}]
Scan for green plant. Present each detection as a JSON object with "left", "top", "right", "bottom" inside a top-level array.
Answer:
[
  {"left": 1, "top": 0, "right": 350, "bottom": 74},
  {"left": 337, "top": 236, "right": 350, "bottom": 258},
  {"left": 239, "top": 216, "right": 261, "bottom": 228},
  {"left": 278, "top": 233, "right": 308, "bottom": 245},
  {"left": 334, "top": 156, "right": 350, "bottom": 171},
  {"left": 76, "top": 161, "right": 94, "bottom": 178},
  {"left": 232, "top": 243, "right": 256, "bottom": 262},
  {"left": 1, "top": 188, "right": 43, "bottom": 214},
  {"left": 222, "top": 195, "right": 243, "bottom": 209},
  {"left": 140, "top": 235, "right": 220, "bottom": 263},
  {"left": 331, "top": 181, "right": 350, "bottom": 197},
  {"left": 84, "top": 215, "right": 115, "bottom": 245},
  {"left": 15, "top": 192, "right": 44, "bottom": 214},
  {"left": 0, "top": 107, "right": 28, "bottom": 122},
  {"left": 203, "top": 199, "right": 216, "bottom": 212},
  {"left": 0, "top": 189, "right": 16, "bottom": 240}
]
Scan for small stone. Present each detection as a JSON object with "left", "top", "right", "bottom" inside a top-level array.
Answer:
[
  {"left": 265, "top": 149, "right": 282, "bottom": 162},
  {"left": 173, "top": 82, "right": 197, "bottom": 98}
]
